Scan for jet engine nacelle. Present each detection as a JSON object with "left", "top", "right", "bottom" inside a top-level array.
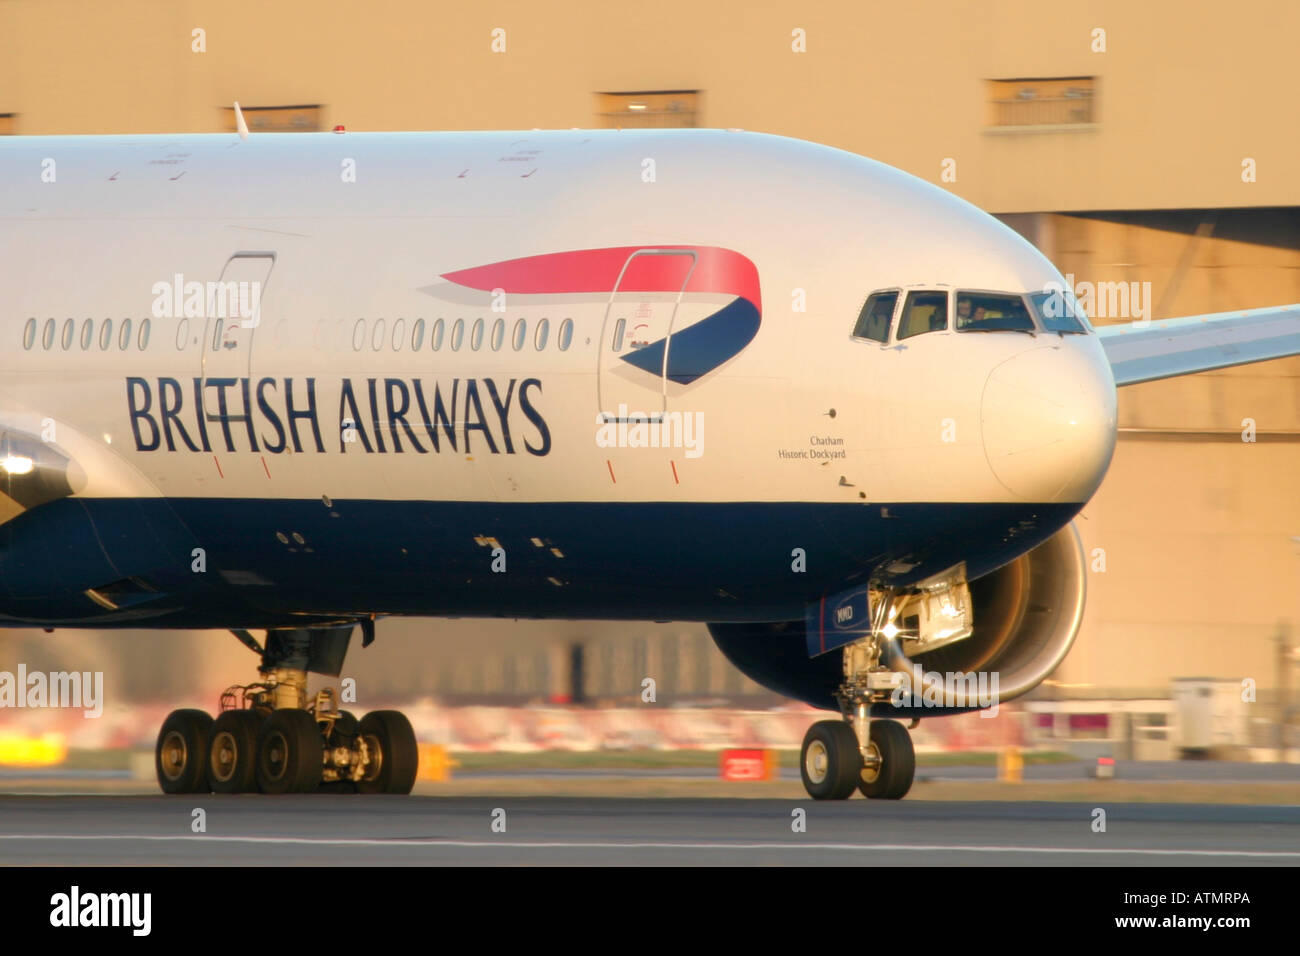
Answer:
[{"left": 708, "top": 523, "right": 1086, "bottom": 715}]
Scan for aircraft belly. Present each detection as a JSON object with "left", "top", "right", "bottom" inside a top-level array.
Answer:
[{"left": 0, "top": 497, "right": 1080, "bottom": 627}]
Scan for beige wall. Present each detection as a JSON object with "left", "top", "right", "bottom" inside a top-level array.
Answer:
[
  {"left": 2, "top": 0, "right": 1298, "bottom": 211},
  {"left": 1070, "top": 436, "right": 1300, "bottom": 695},
  {"left": 1044, "top": 211, "right": 1300, "bottom": 432},
  {"left": 1, "top": 0, "right": 1298, "bottom": 696}
]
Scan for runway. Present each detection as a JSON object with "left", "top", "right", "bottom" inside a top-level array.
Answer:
[{"left": 2, "top": 796, "right": 1298, "bottom": 865}]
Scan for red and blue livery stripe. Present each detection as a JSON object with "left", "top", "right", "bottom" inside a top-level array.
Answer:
[{"left": 441, "top": 245, "right": 762, "bottom": 383}]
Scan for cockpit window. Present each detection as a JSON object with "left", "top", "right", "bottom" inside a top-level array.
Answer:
[
  {"left": 897, "top": 290, "right": 948, "bottom": 340},
  {"left": 852, "top": 291, "right": 898, "bottom": 343},
  {"left": 1027, "top": 289, "right": 1090, "bottom": 333},
  {"left": 955, "top": 292, "right": 1035, "bottom": 332}
]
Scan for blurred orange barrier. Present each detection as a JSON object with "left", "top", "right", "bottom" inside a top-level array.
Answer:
[
  {"left": 0, "top": 732, "right": 67, "bottom": 766},
  {"left": 720, "top": 748, "right": 776, "bottom": 781},
  {"left": 997, "top": 746, "right": 1023, "bottom": 783},
  {"left": 417, "top": 744, "right": 459, "bottom": 781}
]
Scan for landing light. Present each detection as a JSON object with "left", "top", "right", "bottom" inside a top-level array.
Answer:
[
  {"left": 880, "top": 621, "right": 900, "bottom": 640},
  {"left": 1, "top": 455, "right": 34, "bottom": 475}
]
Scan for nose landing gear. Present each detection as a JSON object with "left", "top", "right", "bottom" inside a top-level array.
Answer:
[
  {"left": 798, "top": 712, "right": 915, "bottom": 801},
  {"left": 798, "top": 616, "right": 917, "bottom": 801}
]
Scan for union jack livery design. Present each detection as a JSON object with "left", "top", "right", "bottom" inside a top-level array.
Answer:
[{"left": 442, "top": 245, "right": 762, "bottom": 384}]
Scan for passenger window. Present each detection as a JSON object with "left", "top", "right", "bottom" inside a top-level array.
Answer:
[
  {"left": 852, "top": 291, "right": 898, "bottom": 343},
  {"left": 956, "top": 292, "right": 1035, "bottom": 332},
  {"left": 897, "top": 291, "right": 948, "bottom": 340}
]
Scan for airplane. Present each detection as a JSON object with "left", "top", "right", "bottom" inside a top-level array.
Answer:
[{"left": 1, "top": 126, "right": 1297, "bottom": 799}]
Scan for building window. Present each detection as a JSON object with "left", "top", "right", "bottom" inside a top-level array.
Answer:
[
  {"left": 223, "top": 104, "right": 322, "bottom": 133},
  {"left": 596, "top": 91, "right": 699, "bottom": 129},
  {"left": 987, "top": 78, "right": 1095, "bottom": 128}
]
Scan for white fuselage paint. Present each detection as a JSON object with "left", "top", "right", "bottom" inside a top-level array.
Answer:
[
  {"left": 0, "top": 130, "right": 1118, "bottom": 625},
  {"left": 0, "top": 130, "right": 1116, "bottom": 505}
]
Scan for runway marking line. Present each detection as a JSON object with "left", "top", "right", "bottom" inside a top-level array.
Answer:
[{"left": 1, "top": 835, "right": 1298, "bottom": 858}]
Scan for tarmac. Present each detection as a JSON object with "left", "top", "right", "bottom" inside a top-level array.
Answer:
[{"left": 1, "top": 794, "right": 1297, "bottom": 866}]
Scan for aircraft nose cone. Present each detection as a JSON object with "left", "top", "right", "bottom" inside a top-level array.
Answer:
[{"left": 981, "top": 345, "right": 1117, "bottom": 501}]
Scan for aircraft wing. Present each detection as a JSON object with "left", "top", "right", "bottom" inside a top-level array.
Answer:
[{"left": 1096, "top": 304, "right": 1300, "bottom": 387}]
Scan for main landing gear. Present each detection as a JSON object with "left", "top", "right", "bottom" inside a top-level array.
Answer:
[
  {"left": 799, "top": 628, "right": 917, "bottom": 801},
  {"left": 155, "top": 626, "right": 418, "bottom": 795}
]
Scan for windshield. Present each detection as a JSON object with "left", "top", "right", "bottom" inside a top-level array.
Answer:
[
  {"left": 955, "top": 292, "right": 1036, "bottom": 332},
  {"left": 853, "top": 290, "right": 898, "bottom": 343},
  {"left": 897, "top": 290, "right": 949, "bottom": 339},
  {"left": 1027, "top": 289, "right": 1090, "bottom": 333}
]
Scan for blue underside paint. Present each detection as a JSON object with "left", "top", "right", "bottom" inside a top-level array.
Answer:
[{"left": 0, "top": 497, "right": 1080, "bottom": 629}]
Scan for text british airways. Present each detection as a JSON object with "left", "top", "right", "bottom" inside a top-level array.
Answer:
[{"left": 126, "top": 376, "right": 551, "bottom": 456}]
